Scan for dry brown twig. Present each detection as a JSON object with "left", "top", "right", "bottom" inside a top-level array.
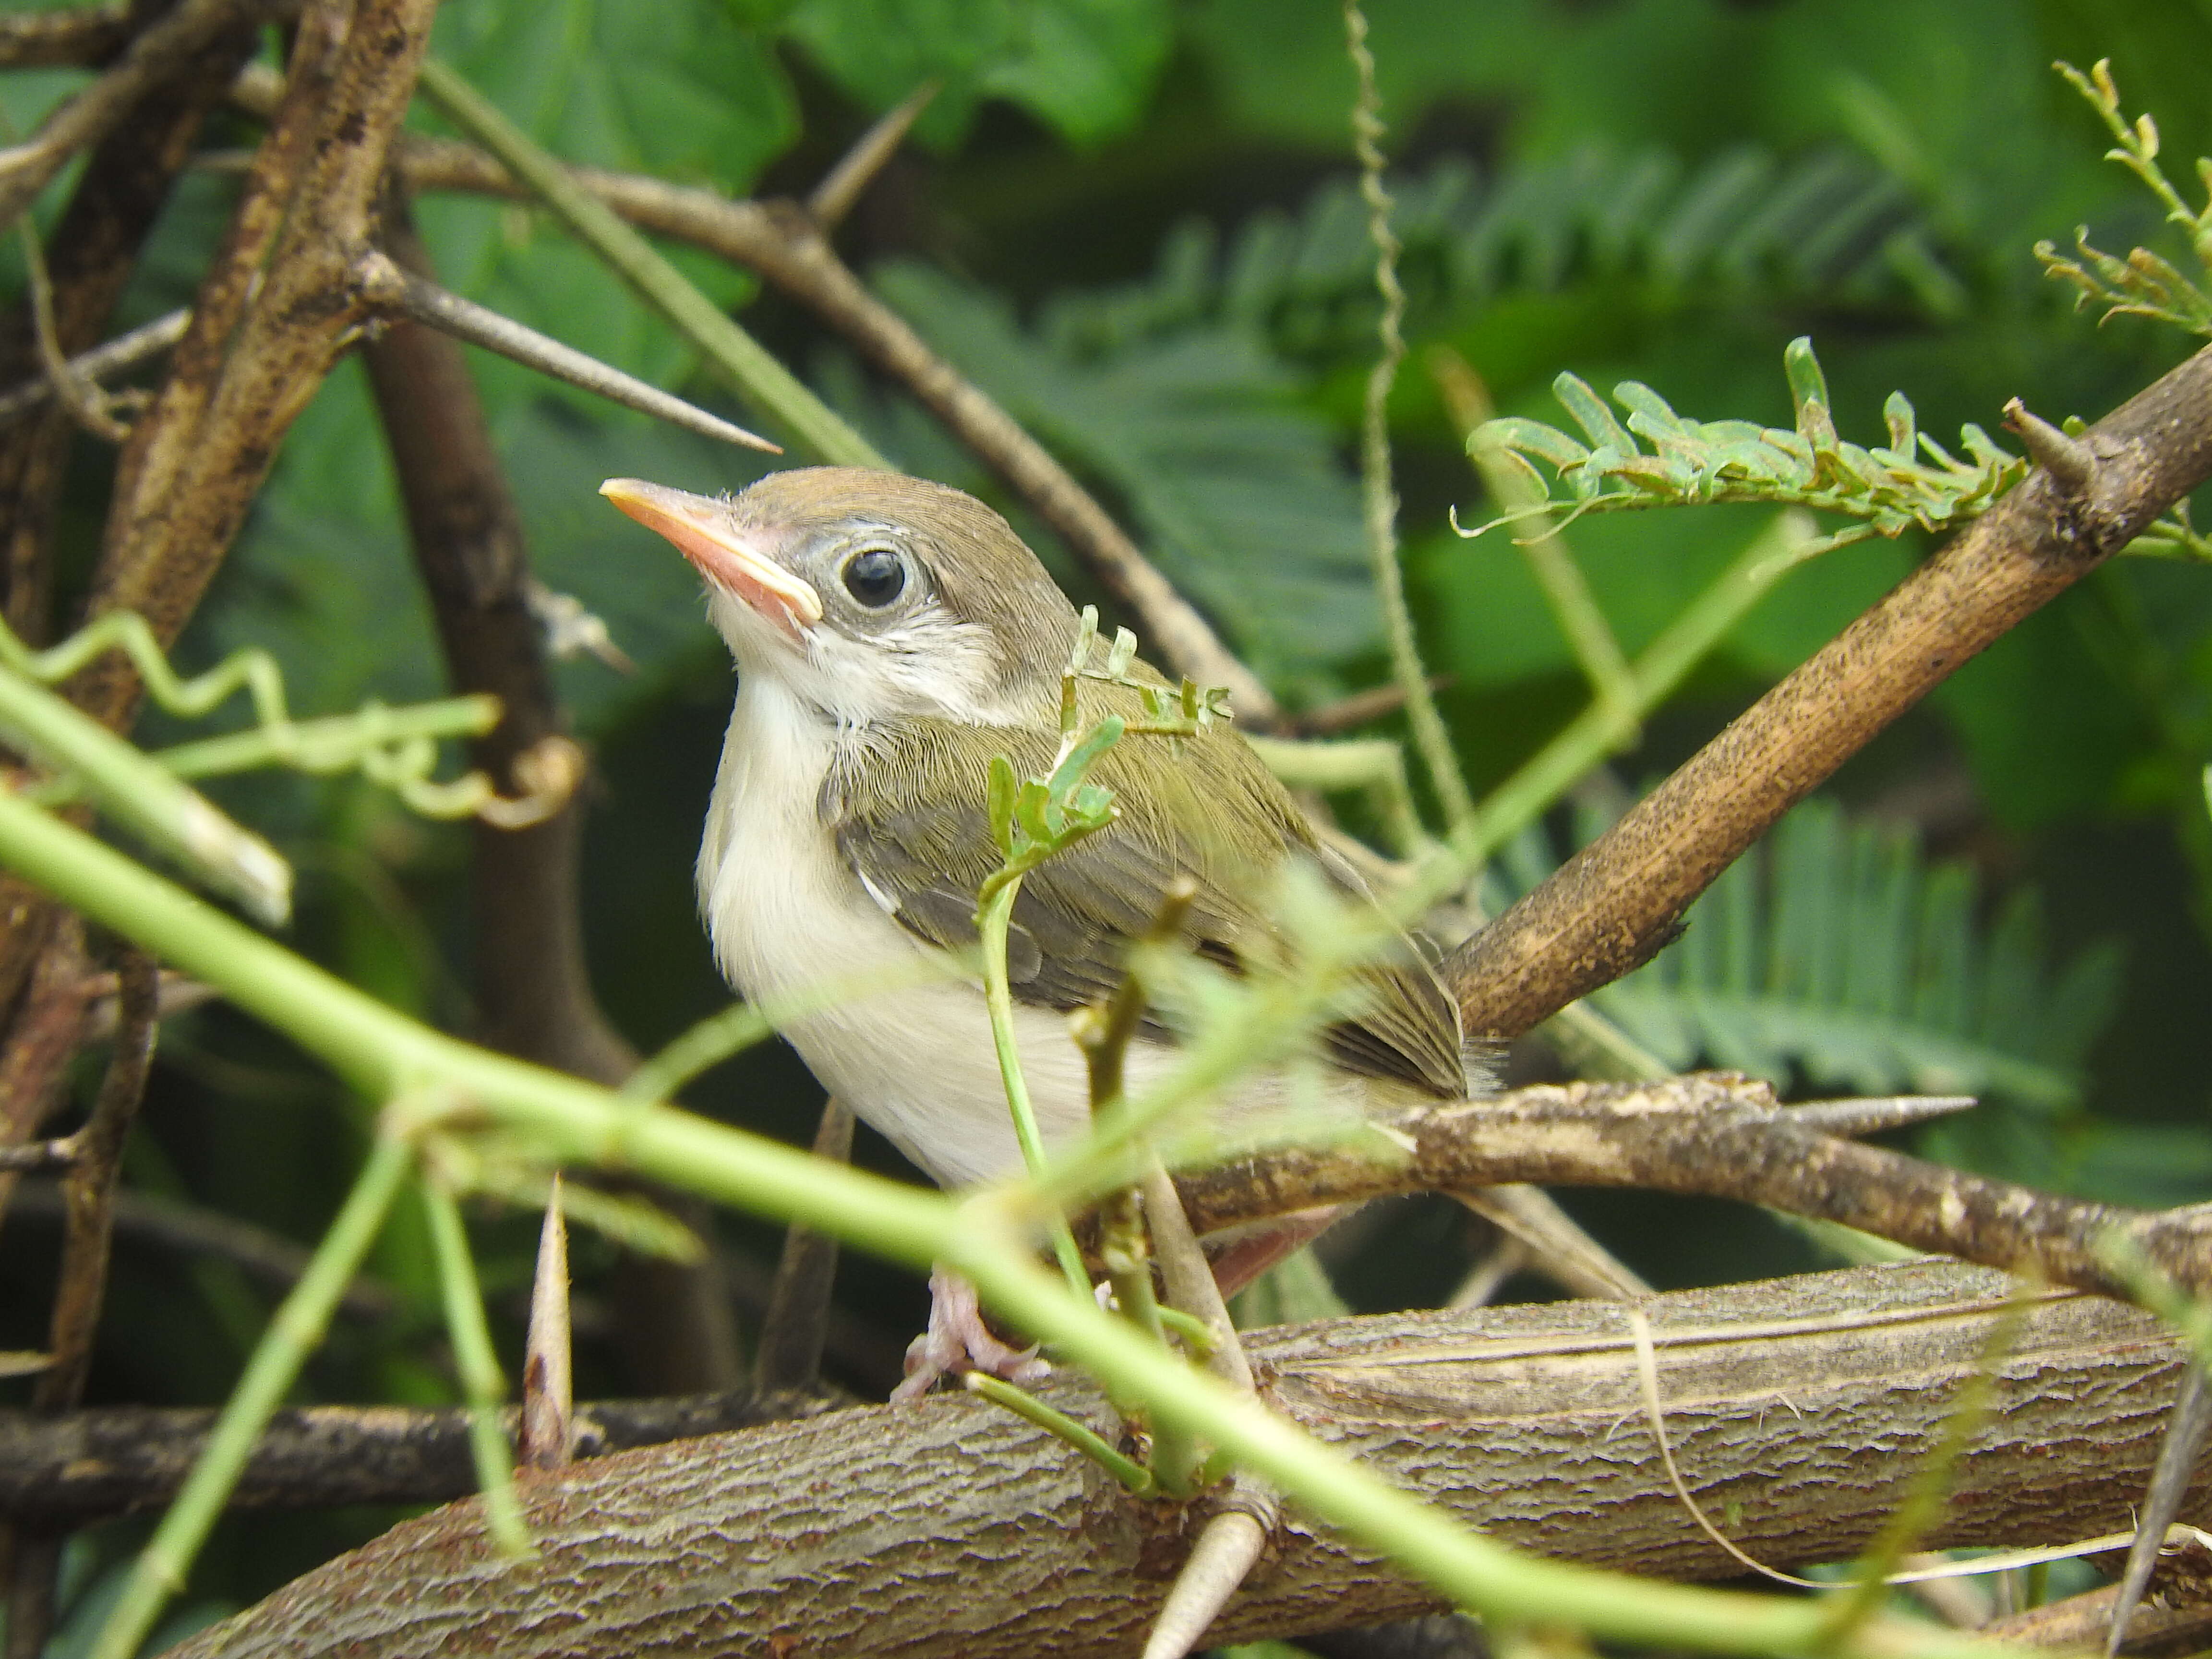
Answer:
[{"left": 7, "top": 951, "right": 157, "bottom": 1657}]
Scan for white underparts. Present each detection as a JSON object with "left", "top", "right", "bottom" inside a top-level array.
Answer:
[
  {"left": 698, "top": 667, "right": 1405, "bottom": 1190},
  {"left": 700, "top": 672, "right": 1106, "bottom": 1186}
]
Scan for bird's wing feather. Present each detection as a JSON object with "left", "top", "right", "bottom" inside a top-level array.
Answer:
[{"left": 819, "top": 709, "right": 1466, "bottom": 1099}]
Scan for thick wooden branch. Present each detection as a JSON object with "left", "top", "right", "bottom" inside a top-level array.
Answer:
[
  {"left": 1443, "top": 344, "right": 2212, "bottom": 1037},
  {"left": 78, "top": 0, "right": 439, "bottom": 729},
  {"left": 163, "top": 1261, "right": 2206, "bottom": 1659}
]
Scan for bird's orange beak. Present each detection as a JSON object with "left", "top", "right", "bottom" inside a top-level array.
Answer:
[{"left": 600, "top": 478, "right": 823, "bottom": 643}]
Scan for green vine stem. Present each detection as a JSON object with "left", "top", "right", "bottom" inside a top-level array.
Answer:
[
  {"left": 0, "top": 604, "right": 541, "bottom": 830},
  {"left": 1071, "top": 879, "right": 1195, "bottom": 1488},
  {"left": 1245, "top": 733, "right": 1427, "bottom": 859},
  {"left": 964, "top": 1371, "right": 1157, "bottom": 1496},
  {"left": 0, "top": 661, "right": 292, "bottom": 926},
  {"left": 127, "top": 696, "right": 496, "bottom": 789},
  {"left": 421, "top": 1177, "right": 534, "bottom": 1558},
  {"left": 0, "top": 787, "right": 2009, "bottom": 1659},
  {"left": 1453, "top": 507, "right": 1818, "bottom": 870},
  {"left": 978, "top": 872, "right": 1092, "bottom": 1296},
  {"left": 618, "top": 957, "right": 951, "bottom": 1105},
  {"left": 414, "top": 60, "right": 884, "bottom": 470},
  {"left": 1344, "top": 0, "right": 1474, "bottom": 835},
  {"left": 88, "top": 1130, "right": 417, "bottom": 1659}
]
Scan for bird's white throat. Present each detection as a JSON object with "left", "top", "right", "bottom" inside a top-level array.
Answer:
[{"left": 698, "top": 670, "right": 1107, "bottom": 1186}]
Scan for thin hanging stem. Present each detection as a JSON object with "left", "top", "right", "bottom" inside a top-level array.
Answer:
[
  {"left": 979, "top": 876, "right": 1090, "bottom": 1298},
  {"left": 1346, "top": 0, "right": 1474, "bottom": 834},
  {"left": 421, "top": 1178, "right": 534, "bottom": 1558}
]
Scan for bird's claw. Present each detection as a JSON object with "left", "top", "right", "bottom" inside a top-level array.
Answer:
[{"left": 890, "top": 1267, "right": 1049, "bottom": 1404}]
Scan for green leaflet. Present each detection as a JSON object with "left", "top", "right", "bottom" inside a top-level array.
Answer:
[{"left": 1466, "top": 338, "right": 2025, "bottom": 547}]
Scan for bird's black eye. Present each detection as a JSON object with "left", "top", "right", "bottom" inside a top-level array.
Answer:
[{"left": 841, "top": 546, "right": 907, "bottom": 609}]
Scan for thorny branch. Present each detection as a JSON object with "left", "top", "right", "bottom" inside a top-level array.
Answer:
[
  {"left": 293, "top": 97, "right": 1284, "bottom": 722},
  {"left": 1443, "top": 343, "right": 2212, "bottom": 1037},
  {"left": 1172, "top": 1074, "right": 2212, "bottom": 1308},
  {"left": 360, "top": 198, "right": 742, "bottom": 1394},
  {"left": 80, "top": 0, "right": 439, "bottom": 729}
]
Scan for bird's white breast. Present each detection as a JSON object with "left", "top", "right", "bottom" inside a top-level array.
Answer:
[{"left": 698, "top": 673, "right": 1105, "bottom": 1187}]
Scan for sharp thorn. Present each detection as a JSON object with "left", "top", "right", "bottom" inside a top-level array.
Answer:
[
  {"left": 354, "top": 252, "right": 781, "bottom": 454},
  {"left": 1142, "top": 1496, "right": 1275, "bottom": 1659},
  {"left": 1786, "top": 1095, "right": 1979, "bottom": 1137},
  {"left": 2003, "top": 397, "right": 2099, "bottom": 496},
  {"left": 518, "top": 1174, "right": 574, "bottom": 1472},
  {"left": 808, "top": 82, "right": 938, "bottom": 231},
  {"left": 2108, "top": 1364, "right": 2212, "bottom": 1654}
]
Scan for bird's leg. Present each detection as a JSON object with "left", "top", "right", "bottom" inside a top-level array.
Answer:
[
  {"left": 1201, "top": 1204, "right": 1356, "bottom": 1299},
  {"left": 890, "top": 1265, "right": 1050, "bottom": 1404},
  {"left": 890, "top": 1208, "right": 1358, "bottom": 1403}
]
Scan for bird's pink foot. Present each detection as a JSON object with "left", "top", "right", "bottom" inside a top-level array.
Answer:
[{"left": 890, "top": 1267, "right": 1049, "bottom": 1404}]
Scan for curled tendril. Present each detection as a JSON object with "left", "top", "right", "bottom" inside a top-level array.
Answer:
[{"left": 0, "top": 608, "right": 577, "bottom": 828}]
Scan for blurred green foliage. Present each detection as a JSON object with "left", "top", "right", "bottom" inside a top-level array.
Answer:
[{"left": 9, "top": 0, "right": 2212, "bottom": 1636}]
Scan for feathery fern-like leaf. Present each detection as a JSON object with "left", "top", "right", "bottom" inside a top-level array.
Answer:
[
  {"left": 1042, "top": 144, "right": 1964, "bottom": 369},
  {"left": 1503, "top": 799, "right": 2121, "bottom": 1109},
  {"left": 1463, "top": 337, "right": 2025, "bottom": 552}
]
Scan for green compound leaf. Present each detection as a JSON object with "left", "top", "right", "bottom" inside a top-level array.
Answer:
[
  {"left": 1575, "top": 799, "right": 2122, "bottom": 1111},
  {"left": 1463, "top": 337, "right": 2024, "bottom": 552}
]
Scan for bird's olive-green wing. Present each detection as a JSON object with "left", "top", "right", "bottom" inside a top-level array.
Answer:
[{"left": 819, "top": 712, "right": 1467, "bottom": 1099}]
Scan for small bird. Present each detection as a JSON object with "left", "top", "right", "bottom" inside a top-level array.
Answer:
[{"left": 601, "top": 468, "right": 1476, "bottom": 1393}]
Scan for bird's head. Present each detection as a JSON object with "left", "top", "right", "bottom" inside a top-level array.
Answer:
[{"left": 601, "top": 469, "right": 1080, "bottom": 727}]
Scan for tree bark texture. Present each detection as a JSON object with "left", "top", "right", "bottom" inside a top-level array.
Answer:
[{"left": 168, "top": 1260, "right": 2203, "bottom": 1659}]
